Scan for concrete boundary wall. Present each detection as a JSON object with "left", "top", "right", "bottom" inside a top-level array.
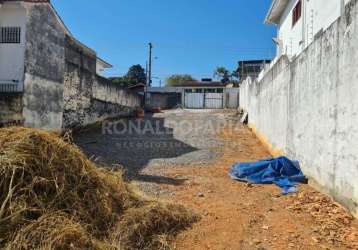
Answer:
[
  {"left": 22, "top": 3, "right": 65, "bottom": 130},
  {"left": 92, "top": 76, "right": 140, "bottom": 108},
  {"left": 0, "top": 94, "right": 23, "bottom": 126},
  {"left": 240, "top": 0, "right": 358, "bottom": 217},
  {"left": 63, "top": 37, "right": 140, "bottom": 129}
]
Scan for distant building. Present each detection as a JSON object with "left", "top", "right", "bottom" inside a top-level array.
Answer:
[
  {"left": 96, "top": 58, "right": 112, "bottom": 77},
  {"left": 146, "top": 80, "right": 239, "bottom": 110},
  {"left": 127, "top": 83, "right": 146, "bottom": 95},
  {"left": 265, "top": 0, "right": 349, "bottom": 59},
  {"left": 171, "top": 80, "right": 227, "bottom": 89},
  {"left": 237, "top": 60, "right": 271, "bottom": 81}
]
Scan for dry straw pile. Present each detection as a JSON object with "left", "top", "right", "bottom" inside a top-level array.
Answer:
[{"left": 0, "top": 127, "right": 198, "bottom": 250}]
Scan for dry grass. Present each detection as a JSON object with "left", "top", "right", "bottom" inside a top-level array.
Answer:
[
  {"left": 113, "top": 203, "right": 197, "bottom": 250},
  {"left": 7, "top": 212, "right": 109, "bottom": 250},
  {"left": 0, "top": 127, "right": 198, "bottom": 250}
]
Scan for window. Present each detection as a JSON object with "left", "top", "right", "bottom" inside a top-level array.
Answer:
[
  {"left": 0, "top": 27, "right": 21, "bottom": 44},
  {"left": 205, "top": 89, "right": 216, "bottom": 93},
  {"left": 292, "top": 0, "right": 302, "bottom": 27}
]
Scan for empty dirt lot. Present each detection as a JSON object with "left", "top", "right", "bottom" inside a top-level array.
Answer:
[{"left": 76, "top": 110, "right": 358, "bottom": 250}]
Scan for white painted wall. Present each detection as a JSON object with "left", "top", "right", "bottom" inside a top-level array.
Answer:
[
  {"left": 277, "top": 0, "right": 342, "bottom": 58},
  {"left": 240, "top": 2, "right": 358, "bottom": 217},
  {"left": 96, "top": 59, "right": 111, "bottom": 76},
  {"left": 277, "top": 0, "right": 303, "bottom": 57},
  {"left": 96, "top": 60, "right": 105, "bottom": 76},
  {"left": 304, "top": 0, "right": 341, "bottom": 45},
  {"left": 0, "top": 2, "right": 26, "bottom": 89}
]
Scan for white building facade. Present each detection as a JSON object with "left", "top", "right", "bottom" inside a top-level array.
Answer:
[
  {"left": 0, "top": 0, "right": 121, "bottom": 130},
  {"left": 266, "top": 0, "right": 350, "bottom": 59},
  {"left": 96, "top": 58, "right": 112, "bottom": 77},
  {"left": 0, "top": 1, "right": 27, "bottom": 92},
  {"left": 0, "top": 0, "right": 112, "bottom": 93}
]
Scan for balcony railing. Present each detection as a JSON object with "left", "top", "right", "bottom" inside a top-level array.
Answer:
[{"left": 0, "top": 80, "right": 22, "bottom": 93}]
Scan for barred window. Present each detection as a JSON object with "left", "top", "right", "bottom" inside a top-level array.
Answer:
[{"left": 0, "top": 27, "right": 21, "bottom": 44}]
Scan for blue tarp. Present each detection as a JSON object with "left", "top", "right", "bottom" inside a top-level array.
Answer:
[{"left": 229, "top": 156, "right": 307, "bottom": 194}]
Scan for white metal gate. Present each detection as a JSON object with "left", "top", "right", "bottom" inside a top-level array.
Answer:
[
  {"left": 184, "top": 93, "right": 204, "bottom": 108},
  {"left": 184, "top": 92, "right": 223, "bottom": 109},
  {"left": 205, "top": 93, "right": 223, "bottom": 109}
]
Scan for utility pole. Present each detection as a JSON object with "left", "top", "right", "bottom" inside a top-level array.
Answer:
[
  {"left": 148, "top": 43, "right": 153, "bottom": 87},
  {"left": 145, "top": 61, "right": 148, "bottom": 83}
]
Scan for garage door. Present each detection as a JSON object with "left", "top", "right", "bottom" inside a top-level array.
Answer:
[
  {"left": 205, "top": 93, "right": 223, "bottom": 109},
  {"left": 184, "top": 93, "right": 204, "bottom": 108},
  {"left": 184, "top": 92, "right": 223, "bottom": 109}
]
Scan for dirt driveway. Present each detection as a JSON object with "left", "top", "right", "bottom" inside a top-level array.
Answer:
[{"left": 75, "top": 110, "right": 358, "bottom": 250}]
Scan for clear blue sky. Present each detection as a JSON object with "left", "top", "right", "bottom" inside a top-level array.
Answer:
[{"left": 52, "top": 0, "right": 276, "bottom": 86}]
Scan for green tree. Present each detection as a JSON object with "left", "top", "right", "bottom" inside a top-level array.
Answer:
[
  {"left": 214, "top": 67, "right": 231, "bottom": 83},
  {"left": 166, "top": 74, "right": 196, "bottom": 86},
  {"left": 126, "top": 64, "right": 146, "bottom": 85},
  {"left": 110, "top": 76, "right": 130, "bottom": 87},
  {"left": 110, "top": 64, "right": 146, "bottom": 88}
]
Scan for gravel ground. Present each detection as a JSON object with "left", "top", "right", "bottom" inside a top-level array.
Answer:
[
  {"left": 74, "top": 109, "right": 358, "bottom": 250},
  {"left": 74, "top": 110, "right": 358, "bottom": 249},
  {"left": 74, "top": 109, "right": 240, "bottom": 195}
]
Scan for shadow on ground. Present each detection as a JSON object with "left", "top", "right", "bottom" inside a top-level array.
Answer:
[{"left": 74, "top": 114, "right": 198, "bottom": 186}]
